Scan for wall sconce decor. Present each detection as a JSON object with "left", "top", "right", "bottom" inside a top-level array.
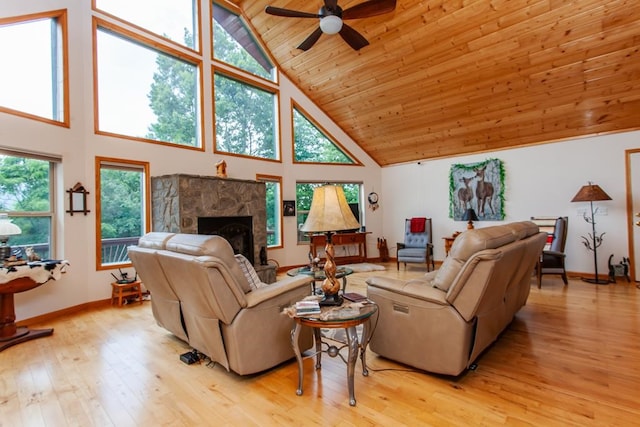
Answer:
[
  {"left": 66, "top": 182, "right": 90, "bottom": 216},
  {"left": 283, "top": 200, "right": 296, "bottom": 216}
]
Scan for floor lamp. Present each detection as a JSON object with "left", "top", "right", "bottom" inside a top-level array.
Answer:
[
  {"left": 300, "top": 184, "right": 360, "bottom": 306},
  {"left": 571, "top": 182, "right": 612, "bottom": 285}
]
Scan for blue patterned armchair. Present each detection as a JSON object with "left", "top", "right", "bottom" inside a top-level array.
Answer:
[{"left": 397, "top": 218, "right": 434, "bottom": 271}]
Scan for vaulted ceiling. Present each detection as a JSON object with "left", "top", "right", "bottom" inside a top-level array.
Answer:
[{"left": 239, "top": 0, "right": 640, "bottom": 166}]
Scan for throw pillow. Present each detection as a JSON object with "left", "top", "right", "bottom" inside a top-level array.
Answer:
[{"left": 234, "top": 254, "right": 267, "bottom": 290}]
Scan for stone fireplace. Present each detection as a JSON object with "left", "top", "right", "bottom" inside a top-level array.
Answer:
[
  {"left": 150, "top": 174, "right": 275, "bottom": 283},
  {"left": 197, "top": 216, "right": 254, "bottom": 262}
]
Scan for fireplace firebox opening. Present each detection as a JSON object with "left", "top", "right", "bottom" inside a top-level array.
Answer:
[{"left": 198, "top": 216, "right": 254, "bottom": 263}]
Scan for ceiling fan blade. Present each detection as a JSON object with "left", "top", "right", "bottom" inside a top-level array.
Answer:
[
  {"left": 265, "top": 6, "right": 319, "bottom": 19},
  {"left": 339, "top": 24, "right": 369, "bottom": 50},
  {"left": 297, "top": 27, "right": 324, "bottom": 51},
  {"left": 342, "top": 0, "right": 396, "bottom": 20}
]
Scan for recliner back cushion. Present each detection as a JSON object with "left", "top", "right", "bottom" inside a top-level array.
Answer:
[
  {"left": 166, "top": 234, "right": 252, "bottom": 293},
  {"left": 137, "top": 232, "right": 176, "bottom": 250},
  {"left": 504, "top": 221, "right": 538, "bottom": 240},
  {"left": 432, "top": 225, "right": 517, "bottom": 292}
]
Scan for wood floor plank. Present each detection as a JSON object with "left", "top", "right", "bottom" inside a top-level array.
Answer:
[{"left": 1, "top": 264, "right": 639, "bottom": 426}]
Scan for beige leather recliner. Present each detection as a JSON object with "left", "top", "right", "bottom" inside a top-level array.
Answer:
[
  {"left": 128, "top": 232, "right": 313, "bottom": 375},
  {"left": 366, "top": 221, "right": 546, "bottom": 376}
]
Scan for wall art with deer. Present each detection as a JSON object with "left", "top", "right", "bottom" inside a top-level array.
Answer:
[{"left": 449, "top": 158, "right": 505, "bottom": 221}]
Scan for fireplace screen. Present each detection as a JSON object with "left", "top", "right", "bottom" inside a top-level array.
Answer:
[{"left": 198, "top": 216, "right": 254, "bottom": 262}]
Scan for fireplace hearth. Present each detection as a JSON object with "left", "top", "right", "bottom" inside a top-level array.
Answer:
[{"left": 198, "top": 216, "right": 254, "bottom": 262}]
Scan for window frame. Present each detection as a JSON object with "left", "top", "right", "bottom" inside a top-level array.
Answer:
[
  {"left": 0, "top": 9, "right": 70, "bottom": 128},
  {"left": 291, "top": 101, "right": 362, "bottom": 166},
  {"left": 212, "top": 2, "right": 276, "bottom": 83},
  {"left": 211, "top": 1, "right": 278, "bottom": 86},
  {"left": 0, "top": 148, "right": 59, "bottom": 260},
  {"left": 95, "top": 156, "right": 150, "bottom": 271},
  {"left": 93, "top": 17, "right": 205, "bottom": 151},
  {"left": 213, "top": 68, "right": 281, "bottom": 161},
  {"left": 92, "top": 0, "right": 202, "bottom": 54},
  {"left": 256, "top": 174, "right": 283, "bottom": 249}
]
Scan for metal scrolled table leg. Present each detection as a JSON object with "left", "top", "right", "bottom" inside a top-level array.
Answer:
[
  {"left": 313, "top": 328, "right": 322, "bottom": 369},
  {"left": 345, "top": 325, "right": 359, "bottom": 406},
  {"left": 291, "top": 322, "right": 304, "bottom": 396}
]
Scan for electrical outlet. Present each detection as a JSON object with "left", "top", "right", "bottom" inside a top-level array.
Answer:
[{"left": 595, "top": 207, "right": 608, "bottom": 216}]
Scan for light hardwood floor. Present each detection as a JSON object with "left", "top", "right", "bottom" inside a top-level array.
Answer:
[{"left": 1, "top": 264, "right": 639, "bottom": 426}]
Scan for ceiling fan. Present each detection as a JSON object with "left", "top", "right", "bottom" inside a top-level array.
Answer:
[{"left": 265, "top": 0, "right": 396, "bottom": 51}]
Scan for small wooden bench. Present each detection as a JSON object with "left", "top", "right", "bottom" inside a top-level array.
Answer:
[{"left": 111, "top": 280, "right": 143, "bottom": 307}]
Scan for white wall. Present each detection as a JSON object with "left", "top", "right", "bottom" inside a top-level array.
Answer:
[
  {"left": 381, "top": 131, "right": 640, "bottom": 275},
  {"left": 1, "top": 0, "right": 382, "bottom": 321}
]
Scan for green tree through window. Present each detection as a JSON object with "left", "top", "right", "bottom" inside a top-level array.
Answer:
[
  {"left": 212, "top": 5, "right": 273, "bottom": 80},
  {"left": 0, "top": 153, "right": 54, "bottom": 259},
  {"left": 97, "top": 159, "right": 149, "bottom": 268},
  {"left": 214, "top": 72, "right": 277, "bottom": 159},
  {"left": 146, "top": 30, "right": 199, "bottom": 146},
  {"left": 293, "top": 106, "right": 356, "bottom": 164}
]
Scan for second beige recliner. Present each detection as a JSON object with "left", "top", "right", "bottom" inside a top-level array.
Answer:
[{"left": 366, "top": 221, "right": 546, "bottom": 376}]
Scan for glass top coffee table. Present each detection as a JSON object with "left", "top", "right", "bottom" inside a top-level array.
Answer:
[
  {"left": 287, "top": 266, "right": 353, "bottom": 295},
  {"left": 290, "top": 302, "right": 378, "bottom": 406}
]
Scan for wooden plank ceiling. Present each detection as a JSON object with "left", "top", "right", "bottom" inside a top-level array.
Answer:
[{"left": 239, "top": 0, "right": 640, "bottom": 166}]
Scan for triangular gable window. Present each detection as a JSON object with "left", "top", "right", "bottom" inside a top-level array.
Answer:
[
  {"left": 293, "top": 105, "right": 360, "bottom": 165},
  {"left": 213, "top": 3, "right": 275, "bottom": 81}
]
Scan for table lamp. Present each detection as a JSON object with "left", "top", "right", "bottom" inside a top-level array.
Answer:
[
  {"left": 0, "top": 213, "right": 22, "bottom": 259},
  {"left": 571, "top": 181, "right": 612, "bottom": 284},
  {"left": 300, "top": 184, "right": 360, "bottom": 306},
  {"left": 462, "top": 208, "right": 479, "bottom": 229}
]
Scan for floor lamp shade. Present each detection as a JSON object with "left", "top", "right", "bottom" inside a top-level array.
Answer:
[
  {"left": 300, "top": 185, "right": 360, "bottom": 305},
  {"left": 570, "top": 182, "right": 612, "bottom": 285},
  {"left": 300, "top": 185, "right": 361, "bottom": 234},
  {"left": 571, "top": 183, "right": 612, "bottom": 203}
]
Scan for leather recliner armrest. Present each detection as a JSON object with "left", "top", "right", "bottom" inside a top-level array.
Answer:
[
  {"left": 366, "top": 276, "right": 448, "bottom": 305},
  {"left": 244, "top": 275, "right": 313, "bottom": 308}
]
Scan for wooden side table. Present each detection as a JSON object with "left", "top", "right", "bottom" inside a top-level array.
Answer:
[
  {"left": 290, "top": 303, "right": 378, "bottom": 406},
  {"left": 443, "top": 232, "right": 461, "bottom": 257},
  {"left": 111, "top": 280, "right": 143, "bottom": 307},
  {"left": 309, "top": 232, "right": 370, "bottom": 265}
]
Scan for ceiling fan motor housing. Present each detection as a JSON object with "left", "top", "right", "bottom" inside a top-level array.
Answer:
[{"left": 319, "top": 5, "right": 343, "bottom": 18}]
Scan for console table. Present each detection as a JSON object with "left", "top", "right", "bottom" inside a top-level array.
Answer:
[
  {"left": 309, "top": 232, "right": 370, "bottom": 265},
  {"left": 0, "top": 260, "right": 69, "bottom": 352}
]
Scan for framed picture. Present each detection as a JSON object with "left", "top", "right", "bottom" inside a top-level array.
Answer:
[
  {"left": 283, "top": 200, "right": 296, "bottom": 216},
  {"left": 449, "top": 158, "right": 505, "bottom": 221}
]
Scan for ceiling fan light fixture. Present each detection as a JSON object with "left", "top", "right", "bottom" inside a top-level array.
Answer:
[{"left": 319, "top": 15, "right": 343, "bottom": 34}]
